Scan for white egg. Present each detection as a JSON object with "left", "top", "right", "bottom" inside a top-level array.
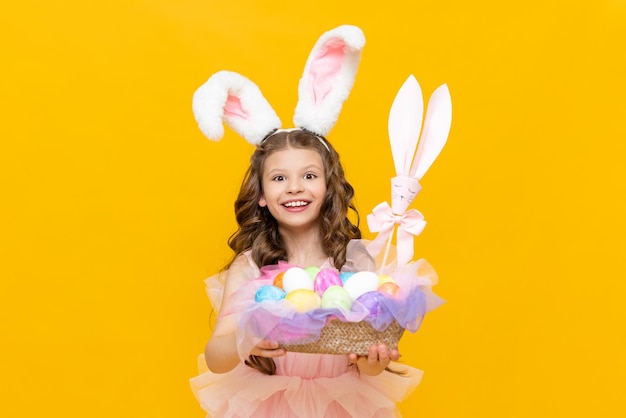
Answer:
[
  {"left": 282, "top": 267, "right": 314, "bottom": 294},
  {"left": 342, "top": 271, "right": 380, "bottom": 301}
]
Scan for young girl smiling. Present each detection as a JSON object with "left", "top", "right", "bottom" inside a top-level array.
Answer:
[{"left": 192, "top": 130, "right": 418, "bottom": 417}]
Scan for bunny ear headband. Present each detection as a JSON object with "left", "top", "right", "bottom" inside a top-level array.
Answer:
[
  {"left": 192, "top": 25, "right": 365, "bottom": 145},
  {"left": 367, "top": 75, "right": 453, "bottom": 267}
]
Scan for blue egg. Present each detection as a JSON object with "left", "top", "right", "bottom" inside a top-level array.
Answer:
[
  {"left": 255, "top": 285, "right": 286, "bottom": 303},
  {"left": 339, "top": 271, "right": 354, "bottom": 285}
]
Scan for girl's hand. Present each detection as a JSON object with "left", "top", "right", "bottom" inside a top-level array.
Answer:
[
  {"left": 348, "top": 343, "right": 400, "bottom": 376},
  {"left": 250, "top": 339, "right": 287, "bottom": 358}
]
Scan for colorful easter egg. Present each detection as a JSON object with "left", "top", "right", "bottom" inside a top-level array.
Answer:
[
  {"left": 339, "top": 271, "right": 354, "bottom": 285},
  {"left": 378, "top": 282, "right": 400, "bottom": 297},
  {"left": 282, "top": 267, "right": 314, "bottom": 294},
  {"left": 343, "top": 271, "right": 380, "bottom": 301},
  {"left": 285, "top": 289, "right": 321, "bottom": 312},
  {"left": 320, "top": 285, "right": 353, "bottom": 310},
  {"left": 304, "top": 266, "right": 321, "bottom": 280},
  {"left": 273, "top": 272, "right": 285, "bottom": 289},
  {"left": 353, "top": 291, "right": 386, "bottom": 316},
  {"left": 313, "top": 269, "right": 342, "bottom": 296},
  {"left": 255, "top": 285, "right": 286, "bottom": 303},
  {"left": 377, "top": 274, "right": 395, "bottom": 286}
]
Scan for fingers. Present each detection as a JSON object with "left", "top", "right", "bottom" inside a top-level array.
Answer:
[
  {"left": 369, "top": 344, "right": 389, "bottom": 367},
  {"left": 367, "top": 344, "right": 399, "bottom": 367},
  {"left": 350, "top": 344, "right": 400, "bottom": 367},
  {"left": 251, "top": 340, "right": 286, "bottom": 358}
]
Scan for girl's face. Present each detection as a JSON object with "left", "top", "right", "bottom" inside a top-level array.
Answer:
[{"left": 259, "top": 147, "right": 327, "bottom": 232}]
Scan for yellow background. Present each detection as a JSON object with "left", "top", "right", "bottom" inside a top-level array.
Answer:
[{"left": 1, "top": 1, "right": 625, "bottom": 417}]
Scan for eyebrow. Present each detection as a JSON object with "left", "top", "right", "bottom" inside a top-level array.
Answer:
[
  {"left": 301, "top": 164, "right": 324, "bottom": 172},
  {"left": 265, "top": 164, "right": 323, "bottom": 175}
]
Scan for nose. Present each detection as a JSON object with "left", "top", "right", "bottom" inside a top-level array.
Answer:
[{"left": 287, "top": 178, "right": 304, "bottom": 194}]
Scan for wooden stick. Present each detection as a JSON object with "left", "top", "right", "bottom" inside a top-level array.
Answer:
[{"left": 381, "top": 224, "right": 395, "bottom": 270}]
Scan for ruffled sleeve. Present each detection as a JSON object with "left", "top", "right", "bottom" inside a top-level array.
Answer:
[{"left": 204, "top": 252, "right": 260, "bottom": 338}]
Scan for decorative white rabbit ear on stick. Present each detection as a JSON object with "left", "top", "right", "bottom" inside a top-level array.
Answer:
[
  {"left": 293, "top": 25, "right": 365, "bottom": 136},
  {"left": 389, "top": 75, "right": 452, "bottom": 214},
  {"left": 367, "top": 75, "right": 452, "bottom": 267}
]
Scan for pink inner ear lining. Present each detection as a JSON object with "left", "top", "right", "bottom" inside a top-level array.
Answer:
[
  {"left": 224, "top": 95, "right": 249, "bottom": 119},
  {"left": 308, "top": 39, "right": 347, "bottom": 106}
]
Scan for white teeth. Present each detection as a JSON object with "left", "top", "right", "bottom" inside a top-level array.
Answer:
[{"left": 284, "top": 201, "right": 308, "bottom": 207}]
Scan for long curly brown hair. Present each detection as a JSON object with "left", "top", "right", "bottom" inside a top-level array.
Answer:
[
  {"left": 226, "top": 129, "right": 361, "bottom": 271},
  {"left": 226, "top": 129, "right": 362, "bottom": 375}
]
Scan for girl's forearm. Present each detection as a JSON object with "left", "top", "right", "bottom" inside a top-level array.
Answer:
[{"left": 204, "top": 333, "right": 241, "bottom": 373}]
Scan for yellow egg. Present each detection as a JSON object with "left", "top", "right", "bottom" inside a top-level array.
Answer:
[
  {"left": 377, "top": 274, "right": 395, "bottom": 286},
  {"left": 285, "top": 289, "right": 321, "bottom": 312}
]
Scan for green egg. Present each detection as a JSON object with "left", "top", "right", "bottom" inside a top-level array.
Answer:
[
  {"left": 321, "top": 285, "right": 353, "bottom": 310},
  {"left": 304, "top": 266, "right": 321, "bottom": 280}
]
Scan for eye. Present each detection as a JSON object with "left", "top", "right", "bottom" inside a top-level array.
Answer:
[
  {"left": 304, "top": 173, "right": 318, "bottom": 180},
  {"left": 272, "top": 175, "right": 285, "bottom": 181}
]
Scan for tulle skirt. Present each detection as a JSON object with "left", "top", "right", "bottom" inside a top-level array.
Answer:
[{"left": 190, "top": 352, "right": 422, "bottom": 418}]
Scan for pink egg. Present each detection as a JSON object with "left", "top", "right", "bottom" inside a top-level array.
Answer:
[{"left": 314, "top": 269, "right": 342, "bottom": 296}]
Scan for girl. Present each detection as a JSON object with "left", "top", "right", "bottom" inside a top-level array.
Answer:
[
  {"left": 190, "top": 129, "right": 422, "bottom": 417},
  {"left": 189, "top": 25, "right": 436, "bottom": 417}
]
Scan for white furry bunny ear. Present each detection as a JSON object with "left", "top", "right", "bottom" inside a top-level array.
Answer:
[
  {"left": 192, "top": 70, "right": 282, "bottom": 145},
  {"left": 293, "top": 25, "right": 366, "bottom": 136}
]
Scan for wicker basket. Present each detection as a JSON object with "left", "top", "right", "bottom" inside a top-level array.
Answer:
[{"left": 280, "top": 320, "right": 405, "bottom": 356}]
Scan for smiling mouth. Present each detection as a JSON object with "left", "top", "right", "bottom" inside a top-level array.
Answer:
[{"left": 283, "top": 201, "right": 310, "bottom": 208}]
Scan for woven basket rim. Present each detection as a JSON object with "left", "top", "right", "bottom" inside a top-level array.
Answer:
[{"left": 280, "top": 320, "right": 404, "bottom": 355}]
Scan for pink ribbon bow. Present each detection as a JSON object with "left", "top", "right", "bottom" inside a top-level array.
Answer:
[{"left": 366, "top": 201, "right": 427, "bottom": 265}]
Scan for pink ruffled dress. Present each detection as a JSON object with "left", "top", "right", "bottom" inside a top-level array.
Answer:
[{"left": 190, "top": 241, "right": 443, "bottom": 418}]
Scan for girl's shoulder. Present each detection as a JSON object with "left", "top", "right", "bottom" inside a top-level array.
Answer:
[
  {"left": 204, "top": 250, "right": 260, "bottom": 311},
  {"left": 225, "top": 250, "right": 261, "bottom": 283}
]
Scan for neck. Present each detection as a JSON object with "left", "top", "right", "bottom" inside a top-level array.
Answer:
[{"left": 278, "top": 225, "right": 328, "bottom": 267}]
